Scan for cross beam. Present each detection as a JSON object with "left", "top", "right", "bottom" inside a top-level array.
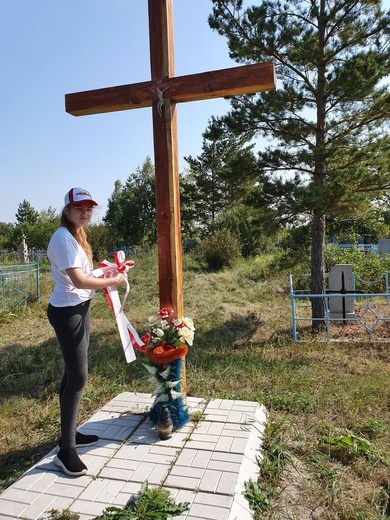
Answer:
[
  {"left": 65, "top": 0, "right": 276, "bottom": 321},
  {"left": 65, "top": 63, "right": 275, "bottom": 116}
]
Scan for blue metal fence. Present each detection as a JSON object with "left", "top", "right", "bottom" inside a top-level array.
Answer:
[
  {"left": 0, "top": 262, "right": 40, "bottom": 311},
  {"left": 290, "top": 271, "right": 390, "bottom": 343}
]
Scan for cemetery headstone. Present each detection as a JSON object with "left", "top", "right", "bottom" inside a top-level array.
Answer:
[
  {"left": 328, "top": 264, "right": 356, "bottom": 321},
  {"left": 18, "top": 234, "right": 29, "bottom": 264},
  {"left": 378, "top": 239, "right": 390, "bottom": 257}
]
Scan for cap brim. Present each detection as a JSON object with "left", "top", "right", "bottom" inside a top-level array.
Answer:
[{"left": 69, "top": 199, "right": 98, "bottom": 206}]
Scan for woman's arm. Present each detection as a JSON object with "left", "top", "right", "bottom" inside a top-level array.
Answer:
[{"left": 66, "top": 268, "right": 126, "bottom": 290}]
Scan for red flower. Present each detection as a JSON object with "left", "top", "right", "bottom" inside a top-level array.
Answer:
[
  {"left": 141, "top": 333, "right": 152, "bottom": 346},
  {"left": 157, "top": 307, "right": 174, "bottom": 319}
]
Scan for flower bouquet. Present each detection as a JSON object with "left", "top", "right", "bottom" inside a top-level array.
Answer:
[{"left": 136, "top": 307, "right": 195, "bottom": 429}]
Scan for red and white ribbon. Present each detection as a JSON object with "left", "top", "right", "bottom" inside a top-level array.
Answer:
[{"left": 92, "top": 251, "right": 144, "bottom": 363}]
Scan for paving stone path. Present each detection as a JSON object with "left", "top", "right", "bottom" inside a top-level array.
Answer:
[{"left": 0, "top": 392, "right": 266, "bottom": 520}]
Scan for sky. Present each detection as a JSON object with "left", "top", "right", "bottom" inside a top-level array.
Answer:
[
  {"left": 0, "top": 0, "right": 250, "bottom": 224},
  {"left": 1, "top": 1, "right": 389, "bottom": 225}
]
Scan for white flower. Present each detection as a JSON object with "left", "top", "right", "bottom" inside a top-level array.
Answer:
[
  {"left": 182, "top": 317, "right": 195, "bottom": 331},
  {"left": 179, "top": 327, "right": 195, "bottom": 346},
  {"left": 155, "top": 328, "right": 165, "bottom": 338}
]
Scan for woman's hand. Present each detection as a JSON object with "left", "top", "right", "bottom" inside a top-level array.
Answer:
[
  {"left": 66, "top": 268, "right": 128, "bottom": 290},
  {"left": 110, "top": 272, "right": 128, "bottom": 287}
]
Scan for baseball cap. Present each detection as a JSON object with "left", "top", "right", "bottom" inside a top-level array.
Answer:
[{"left": 64, "top": 188, "right": 98, "bottom": 206}]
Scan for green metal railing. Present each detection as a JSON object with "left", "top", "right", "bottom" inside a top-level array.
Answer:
[
  {"left": 290, "top": 271, "right": 390, "bottom": 343},
  {"left": 0, "top": 262, "right": 40, "bottom": 311}
]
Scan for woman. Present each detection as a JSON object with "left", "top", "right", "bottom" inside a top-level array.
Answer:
[{"left": 47, "top": 187, "right": 126, "bottom": 476}]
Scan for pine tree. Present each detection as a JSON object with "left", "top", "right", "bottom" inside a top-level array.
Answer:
[
  {"left": 183, "top": 118, "right": 257, "bottom": 236},
  {"left": 15, "top": 200, "right": 39, "bottom": 225},
  {"left": 209, "top": 0, "right": 390, "bottom": 325}
]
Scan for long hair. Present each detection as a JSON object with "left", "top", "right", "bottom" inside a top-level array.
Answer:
[{"left": 61, "top": 205, "right": 93, "bottom": 265}]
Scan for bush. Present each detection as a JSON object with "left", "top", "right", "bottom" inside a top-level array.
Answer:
[
  {"left": 200, "top": 229, "right": 241, "bottom": 270},
  {"left": 215, "top": 206, "right": 274, "bottom": 257},
  {"left": 325, "top": 245, "right": 390, "bottom": 292}
]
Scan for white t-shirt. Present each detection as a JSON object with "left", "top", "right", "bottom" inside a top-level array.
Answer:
[{"left": 47, "top": 227, "right": 95, "bottom": 307}]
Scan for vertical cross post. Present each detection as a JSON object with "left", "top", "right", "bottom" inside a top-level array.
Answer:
[{"left": 148, "top": 0, "right": 183, "bottom": 318}]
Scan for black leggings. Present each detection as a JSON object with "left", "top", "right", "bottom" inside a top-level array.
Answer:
[{"left": 47, "top": 300, "right": 91, "bottom": 449}]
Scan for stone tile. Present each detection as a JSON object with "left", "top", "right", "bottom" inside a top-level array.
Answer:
[
  {"left": 222, "top": 423, "right": 253, "bottom": 436},
  {"left": 190, "top": 501, "right": 231, "bottom": 520},
  {"left": 18, "top": 494, "right": 73, "bottom": 520},
  {"left": 186, "top": 448, "right": 212, "bottom": 469},
  {"left": 130, "top": 461, "right": 164, "bottom": 483},
  {"left": 43, "top": 480, "right": 87, "bottom": 499},
  {"left": 0, "top": 487, "right": 41, "bottom": 504},
  {"left": 82, "top": 453, "right": 116, "bottom": 477},
  {"left": 143, "top": 447, "right": 178, "bottom": 465},
  {"left": 70, "top": 498, "right": 108, "bottom": 518},
  {"left": 99, "top": 466, "right": 132, "bottom": 481},
  {"left": 77, "top": 439, "right": 122, "bottom": 456},
  {"left": 104, "top": 456, "right": 140, "bottom": 471},
  {"left": 200, "top": 468, "right": 223, "bottom": 493},
  {"left": 164, "top": 465, "right": 204, "bottom": 490},
  {"left": 114, "top": 442, "right": 141, "bottom": 460},
  {"left": 83, "top": 413, "right": 142, "bottom": 442},
  {"left": 129, "top": 424, "right": 159, "bottom": 444},
  {"left": 230, "top": 437, "right": 249, "bottom": 454},
  {"left": 216, "top": 470, "right": 239, "bottom": 495},
  {"left": 90, "top": 478, "right": 126, "bottom": 504},
  {"left": 208, "top": 454, "right": 242, "bottom": 474},
  {"left": 0, "top": 497, "right": 29, "bottom": 517},
  {"left": 77, "top": 478, "right": 110, "bottom": 502},
  {"left": 11, "top": 469, "right": 59, "bottom": 493},
  {"left": 112, "top": 481, "right": 144, "bottom": 507}
]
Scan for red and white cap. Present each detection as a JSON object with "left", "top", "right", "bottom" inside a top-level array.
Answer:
[{"left": 64, "top": 187, "right": 98, "bottom": 206}]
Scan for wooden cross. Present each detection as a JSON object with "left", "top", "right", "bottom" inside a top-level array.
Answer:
[{"left": 65, "top": 0, "right": 275, "bottom": 336}]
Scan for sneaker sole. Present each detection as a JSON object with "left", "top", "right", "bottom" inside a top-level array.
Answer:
[{"left": 54, "top": 455, "right": 87, "bottom": 476}]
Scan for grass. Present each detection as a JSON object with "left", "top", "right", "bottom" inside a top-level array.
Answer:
[{"left": 0, "top": 252, "right": 389, "bottom": 519}]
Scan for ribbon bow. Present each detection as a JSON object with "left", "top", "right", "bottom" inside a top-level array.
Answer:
[
  {"left": 92, "top": 250, "right": 144, "bottom": 363},
  {"left": 98, "top": 250, "right": 135, "bottom": 275},
  {"left": 96, "top": 250, "right": 135, "bottom": 313}
]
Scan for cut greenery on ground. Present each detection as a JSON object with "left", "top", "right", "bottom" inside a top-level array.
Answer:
[{"left": 0, "top": 251, "right": 389, "bottom": 519}]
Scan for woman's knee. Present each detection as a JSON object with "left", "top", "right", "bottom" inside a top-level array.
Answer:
[{"left": 66, "top": 367, "right": 88, "bottom": 392}]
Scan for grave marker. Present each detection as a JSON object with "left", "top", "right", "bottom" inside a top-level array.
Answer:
[{"left": 328, "top": 264, "right": 356, "bottom": 321}]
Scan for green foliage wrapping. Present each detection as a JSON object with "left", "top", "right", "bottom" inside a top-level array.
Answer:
[{"left": 200, "top": 229, "right": 242, "bottom": 270}]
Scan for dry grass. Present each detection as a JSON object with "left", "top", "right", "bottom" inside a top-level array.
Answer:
[{"left": 0, "top": 254, "right": 389, "bottom": 519}]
